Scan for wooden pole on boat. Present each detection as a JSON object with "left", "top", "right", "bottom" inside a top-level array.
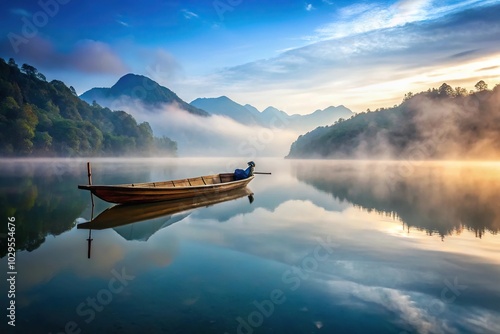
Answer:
[
  {"left": 87, "top": 161, "right": 93, "bottom": 184},
  {"left": 87, "top": 162, "right": 95, "bottom": 210},
  {"left": 86, "top": 161, "right": 94, "bottom": 259},
  {"left": 254, "top": 172, "right": 272, "bottom": 175}
]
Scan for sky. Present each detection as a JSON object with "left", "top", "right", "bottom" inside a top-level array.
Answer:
[{"left": 1, "top": 0, "right": 500, "bottom": 114}]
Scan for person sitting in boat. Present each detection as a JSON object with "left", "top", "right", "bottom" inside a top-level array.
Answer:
[{"left": 234, "top": 161, "right": 255, "bottom": 180}]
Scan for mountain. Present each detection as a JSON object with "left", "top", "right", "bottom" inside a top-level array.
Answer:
[
  {"left": 79, "top": 76, "right": 353, "bottom": 156},
  {"left": 289, "top": 105, "right": 353, "bottom": 131},
  {"left": 243, "top": 104, "right": 262, "bottom": 119},
  {"left": 190, "top": 96, "right": 353, "bottom": 132},
  {"left": 260, "top": 106, "right": 290, "bottom": 126},
  {"left": 286, "top": 82, "right": 500, "bottom": 159},
  {"left": 190, "top": 96, "right": 261, "bottom": 125},
  {"left": 81, "top": 73, "right": 209, "bottom": 116},
  {"left": 0, "top": 58, "right": 176, "bottom": 156},
  {"left": 83, "top": 75, "right": 352, "bottom": 133}
]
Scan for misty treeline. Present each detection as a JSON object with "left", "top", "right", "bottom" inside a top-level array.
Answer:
[
  {"left": 287, "top": 81, "right": 500, "bottom": 159},
  {"left": 0, "top": 58, "right": 177, "bottom": 157}
]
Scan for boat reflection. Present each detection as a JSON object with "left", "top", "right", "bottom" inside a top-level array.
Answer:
[
  {"left": 78, "top": 187, "right": 254, "bottom": 258},
  {"left": 78, "top": 187, "right": 254, "bottom": 231}
]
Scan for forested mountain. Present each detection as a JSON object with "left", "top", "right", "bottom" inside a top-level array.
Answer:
[
  {"left": 0, "top": 58, "right": 176, "bottom": 156},
  {"left": 287, "top": 82, "right": 500, "bottom": 159},
  {"left": 81, "top": 73, "right": 209, "bottom": 116}
]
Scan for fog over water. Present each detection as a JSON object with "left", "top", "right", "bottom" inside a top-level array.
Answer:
[{"left": 108, "top": 99, "right": 298, "bottom": 157}]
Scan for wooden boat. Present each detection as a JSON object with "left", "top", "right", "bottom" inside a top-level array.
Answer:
[
  {"left": 77, "top": 187, "right": 254, "bottom": 230},
  {"left": 78, "top": 173, "right": 254, "bottom": 204}
]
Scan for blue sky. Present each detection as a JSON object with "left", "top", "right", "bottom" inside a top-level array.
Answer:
[{"left": 1, "top": 0, "right": 500, "bottom": 114}]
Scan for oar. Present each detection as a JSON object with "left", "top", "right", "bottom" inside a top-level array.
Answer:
[{"left": 254, "top": 172, "right": 272, "bottom": 175}]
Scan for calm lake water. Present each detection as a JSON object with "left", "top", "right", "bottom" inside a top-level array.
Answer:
[{"left": 1, "top": 158, "right": 500, "bottom": 334}]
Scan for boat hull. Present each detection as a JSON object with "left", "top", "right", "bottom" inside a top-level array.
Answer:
[{"left": 78, "top": 173, "right": 254, "bottom": 204}]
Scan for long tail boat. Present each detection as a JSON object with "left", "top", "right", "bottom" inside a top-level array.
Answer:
[{"left": 78, "top": 172, "right": 254, "bottom": 204}]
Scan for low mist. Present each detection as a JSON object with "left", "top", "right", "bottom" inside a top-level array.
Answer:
[
  {"left": 405, "top": 90, "right": 500, "bottom": 159},
  {"left": 110, "top": 98, "right": 299, "bottom": 157}
]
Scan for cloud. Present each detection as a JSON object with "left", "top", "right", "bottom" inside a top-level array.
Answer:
[
  {"left": 141, "top": 48, "right": 183, "bottom": 83},
  {"left": 115, "top": 13, "right": 131, "bottom": 27},
  {"left": 0, "top": 36, "right": 128, "bottom": 74},
  {"left": 448, "top": 49, "right": 479, "bottom": 59},
  {"left": 187, "top": 3, "right": 500, "bottom": 113},
  {"left": 116, "top": 19, "right": 130, "bottom": 27},
  {"left": 348, "top": 284, "right": 443, "bottom": 334},
  {"left": 313, "top": 0, "right": 486, "bottom": 41},
  {"left": 70, "top": 40, "right": 129, "bottom": 74},
  {"left": 182, "top": 9, "right": 199, "bottom": 19},
  {"left": 389, "top": 0, "right": 433, "bottom": 25},
  {"left": 305, "top": 3, "right": 314, "bottom": 11}
]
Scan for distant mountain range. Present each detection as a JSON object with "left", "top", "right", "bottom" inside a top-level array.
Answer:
[
  {"left": 191, "top": 96, "right": 353, "bottom": 132},
  {"left": 80, "top": 74, "right": 209, "bottom": 116},
  {"left": 191, "top": 96, "right": 261, "bottom": 125},
  {"left": 81, "top": 74, "right": 353, "bottom": 134},
  {"left": 77, "top": 73, "right": 354, "bottom": 156}
]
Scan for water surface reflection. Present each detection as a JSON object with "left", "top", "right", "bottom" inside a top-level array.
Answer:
[
  {"left": 1, "top": 158, "right": 499, "bottom": 334},
  {"left": 293, "top": 160, "right": 500, "bottom": 238}
]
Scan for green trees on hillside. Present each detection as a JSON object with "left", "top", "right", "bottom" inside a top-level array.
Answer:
[
  {"left": 0, "top": 58, "right": 177, "bottom": 156},
  {"left": 0, "top": 97, "right": 38, "bottom": 154},
  {"left": 287, "top": 80, "right": 500, "bottom": 159}
]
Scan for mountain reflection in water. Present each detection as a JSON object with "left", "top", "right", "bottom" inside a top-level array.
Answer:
[{"left": 293, "top": 160, "right": 500, "bottom": 239}]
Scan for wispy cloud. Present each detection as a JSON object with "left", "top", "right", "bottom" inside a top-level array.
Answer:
[
  {"left": 115, "top": 13, "right": 131, "bottom": 27},
  {"left": 312, "top": 0, "right": 495, "bottom": 42},
  {"left": 305, "top": 3, "right": 314, "bottom": 11},
  {"left": 184, "top": 3, "right": 500, "bottom": 114},
  {"left": 141, "top": 48, "right": 183, "bottom": 83},
  {"left": 0, "top": 37, "right": 128, "bottom": 75},
  {"left": 71, "top": 40, "right": 129, "bottom": 74},
  {"left": 182, "top": 9, "right": 199, "bottom": 20},
  {"left": 345, "top": 283, "right": 444, "bottom": 334},
  {"left": 116, "top": 20, "right": 130, "bottom": 27},
  {"left": 313, "top": 0, "right": 432, "bottom": 41}
]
